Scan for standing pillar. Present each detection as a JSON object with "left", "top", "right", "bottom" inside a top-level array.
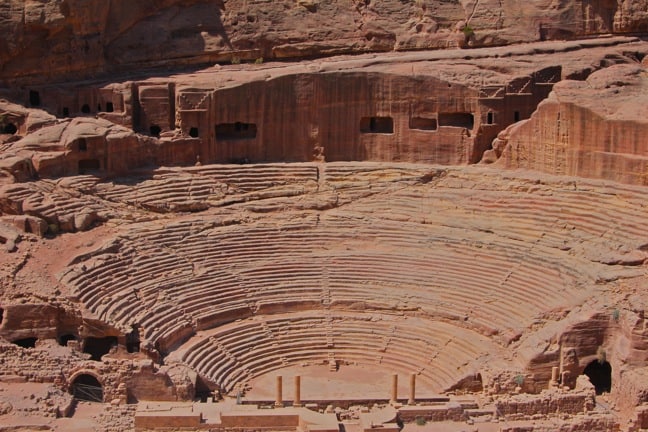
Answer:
[
  {"left": 408, "top": 373, "right": 416, "bottom": 405},
  {"left": 294, "top": 375, "right": 302, "bottom": 407},
  {"left": 391, "top": 374, "right": 398, "bottom": 404},
  {"left": 275, "top": 375, "right": 283, "bottom": 407},
  {"left": 550, "top": 366, "right": 559, "bottom": 387}
]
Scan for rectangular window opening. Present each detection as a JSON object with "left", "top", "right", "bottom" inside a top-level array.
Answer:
[
  {"left": 438, "top": 112, "right": 474, "bottom": 129},
  {"left": 360, "top": 116, "right": 394, "bottom": 134},
  {"left": 215, "top": 122, "right": 257, "bottom": 140},
  {"left": 410, "top": 117, "right": 438, "bottom": 131}
]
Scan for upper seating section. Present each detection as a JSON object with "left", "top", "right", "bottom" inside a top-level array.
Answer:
[{"left": 58, "top": 163, "right": 648, "bottom": 356}]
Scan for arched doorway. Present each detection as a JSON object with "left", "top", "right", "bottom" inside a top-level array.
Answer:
[
  {"left": 583, "top": 359, "right": 611, "bottom": 394},
  {"left": 71, "top": 374, "right": 103, "bottom": 402}
]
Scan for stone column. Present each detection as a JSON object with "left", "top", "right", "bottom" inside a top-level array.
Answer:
[
  {"left": 550, "top": 366, "right": 559, "bottom": 388},
  {"left": 275, "top": 375, "right": 283, "bottom": 407},
  {"left": 391, "top": 374, "right": 398, "bottom": 404},
  {"left": 294, "top": 375, "right": 302, "bottom": 407},
  {"left": 408, "top": 373, "right": 416, "bottom": 405}
]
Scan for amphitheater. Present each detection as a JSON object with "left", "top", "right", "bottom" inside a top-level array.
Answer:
[{"left": 4, "top": 1, "right": 648, "bottom": 431}]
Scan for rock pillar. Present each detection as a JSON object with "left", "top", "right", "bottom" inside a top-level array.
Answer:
[
  {"left": 275, "top": 375, "right": 283, "bottom": 407},
  {"left": 294, "top": 375, "right": 302, "bottom": 407},
  {"left": 408, "top": 373, "right": 416, "bottom": 405},
  {"left": 391, "top": 374, "right": 398, "bottom": 404}
]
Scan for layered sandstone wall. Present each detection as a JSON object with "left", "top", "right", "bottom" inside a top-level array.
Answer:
[{"left": 1, "top": 0, "right": 647, "bottom": 84}]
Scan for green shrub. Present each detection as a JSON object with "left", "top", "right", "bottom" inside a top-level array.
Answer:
[
  {"left": 462, "top": 24, "right": 474, "bottom": 37},
  {"left": 514, "top": 374, "right": 525, "bottom": 387},
  {"left": 415, "top": 416, "right": 427, "bottom": 426}
]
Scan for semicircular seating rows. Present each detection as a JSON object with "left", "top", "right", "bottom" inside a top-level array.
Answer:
[
  {"left": 174, "top": 311, "right": 505, "bottom": 393},
  {"left": 58, "top": 163, "right": 648, "bottom": 393}
]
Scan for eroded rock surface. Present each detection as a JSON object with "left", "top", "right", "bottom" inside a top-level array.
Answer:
[{"left": 1, "top": 0, "right": 648, "bottom": 84}]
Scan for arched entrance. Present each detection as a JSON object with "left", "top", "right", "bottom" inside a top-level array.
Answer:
[
  {"left": 70, "top": 374, "right": 103, "bottom": 402},
  {"left": 583, "top": 359, "right": 611, "bottom": 394}
]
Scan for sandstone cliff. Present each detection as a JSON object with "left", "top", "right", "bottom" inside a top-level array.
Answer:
[
  {"left": 492, "top": 63, "right": 648, "bottom": 185},
  {"left": 2, "top": 0, "right": 648, "bottom": 84}
]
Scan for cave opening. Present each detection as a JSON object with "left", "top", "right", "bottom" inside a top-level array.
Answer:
[
  {"left": 149, "top": 125, "right": 161, "bottom": 137},
  {"left": 78, "top": 138, "right": 87, "bottom": 152},
  {"left": 63, "top": 107, "right": 70, "bottom": 117},
  {"left": 71, "top": 374, "right": 103, "bottom": 402},
  {"left": 3, "top": 123, "right": 17, "bottom": 134},
  {"left": 360, "top": 116, "right": 394, "bottom": 134},
  {"left": 83, "top": 336, "right": 117, "bottom": 361},
  {"left": 189, "top": 127, "right": 199, "bottom": 138},
  {"left": 126, "top": 325, "right": 141, "bottom": 353},
  {"left": 106, "top": 102, "right": 114, "bottom": 112},
  {"left": 0, "top": 308, "right": 3, "bottom": 324},
  {"left": 81, "top": 104, "right": 91, "bottom": 114},
  {"left": 29, "top": 90, "right": 40, "bottom": 107},
  {"left": 58, "top": 334, "right": 77, "bottom": 347},
  {"left": 13, "top": 337, "right": 37, "bottom": 349},
  {"left": 514, "top": 111, "right": 521, "bottom": 122},
  {"left": 487, "top": 112, "right": 494, "bottom": 125},
  {"left": 583, "top": 359, "right": 612, "bottom": 394}
]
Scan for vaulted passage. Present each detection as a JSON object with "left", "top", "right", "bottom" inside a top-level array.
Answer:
[
  {"left": 583, "top": 359, "right": 612, "bottom": 394},
  {"left": 71, "top": 374, "right": 103, "bottom": 402},
  {"left": 216, "top": 122, "right": 257, "bottom": 140}
]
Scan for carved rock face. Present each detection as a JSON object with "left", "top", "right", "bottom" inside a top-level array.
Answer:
[{"left": 1, "top": 0, "right": 647, "bottom": 84}]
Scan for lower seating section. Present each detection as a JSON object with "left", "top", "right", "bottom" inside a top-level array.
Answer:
[{"left": 174, "top": 311, "right": 505, "bottom": 393}]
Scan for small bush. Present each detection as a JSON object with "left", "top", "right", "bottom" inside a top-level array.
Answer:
[
  {"left": 255, "top": 57, "right": 264, "bottom": 64},
  {"left": 231, "top": 56, "right": 241, "bottom": 65},
  {"left": 415, "top": 416, "right": 427, "bottom": 426},
  {"left": 612, "top": 309, "right": 620, "bottom": 322},
  {"left": 514, "top": 374, "right": 525, "bottom": 387},
  {"left": 462, "top": 24, "right": 474, "bottom": 37}
]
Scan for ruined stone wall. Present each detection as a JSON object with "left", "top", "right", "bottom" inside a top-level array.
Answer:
[
  {"left": 494, "top": 389, "right": 594, "bottom": 417},
  {"left": 1, "top": 0, "right": 647, "bottom": 85},
  {"left": 0, "top": 303, "right": 81, "bottom": 342}
]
